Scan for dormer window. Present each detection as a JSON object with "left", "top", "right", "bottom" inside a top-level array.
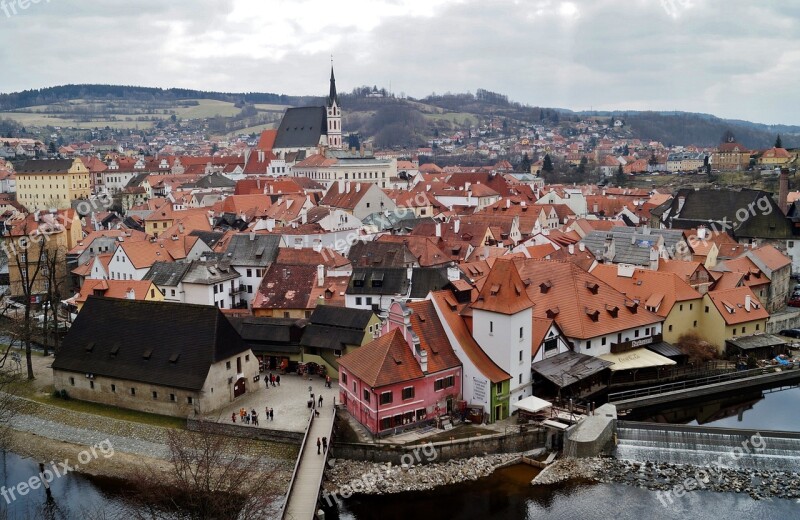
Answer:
[{"left": 585, "top": 281, "right": 599, "bottom": 294}]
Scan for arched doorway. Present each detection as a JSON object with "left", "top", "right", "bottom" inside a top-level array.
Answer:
[{"left": 233, "top": 377, "right": 246, "bottom": 398}]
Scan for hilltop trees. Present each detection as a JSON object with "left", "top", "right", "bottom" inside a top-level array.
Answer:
[{"left": 775, "top": 134, "right": 783, "bottom": 148}]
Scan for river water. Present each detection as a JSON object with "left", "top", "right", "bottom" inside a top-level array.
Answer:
[{"left": 3, "top": 387, "right": 799, "bottom": 519}]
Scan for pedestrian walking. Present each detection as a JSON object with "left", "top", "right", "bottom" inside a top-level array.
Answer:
[
  {"left": 269, "top": 407, "right": 274, "bottom": 421},
  {"left": 245, "top": 413, "right": 250, "bottom": 425},
  {"left": 231, "top": 412, "right": 236, "bottom": 423},
  {"left": 318, "top": 395, "right": 323, "bottom": 407},
  {"left": 317, "top": 437, "right": 321, "bottom": 455},
  {"left": 276, "top": 374, "right": 281, "bottom": 386},
  {"left": 252, "top": 411, "right": 258, "bottom": 426},
  {"left": 325, "top": 375, "right": 331, "bottom": 388},
  {"left": 322, "top": 436, "right": 328, "bottom": 453},
  {"left": 266, "top": 406, "right": 269, "bottom": 419}
]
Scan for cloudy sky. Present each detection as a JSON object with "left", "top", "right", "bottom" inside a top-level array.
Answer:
[{"left": 1, "top": 0, "right": 797, "bottom": 124}]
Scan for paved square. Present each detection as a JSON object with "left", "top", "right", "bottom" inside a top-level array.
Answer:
[{"left": 207, "top": 371, "right": 340, "bottom": 433}]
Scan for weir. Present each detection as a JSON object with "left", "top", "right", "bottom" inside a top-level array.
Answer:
[{"left": 615, "top": 421, "right": 800, "bottom": 472}]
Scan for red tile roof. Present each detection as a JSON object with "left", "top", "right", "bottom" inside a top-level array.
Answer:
[
  {"left": 338, "top": 328, "right": 424, "bottom": 387},
  {"left": 471, "top": 258, "right": 534, "bottom": 315}
]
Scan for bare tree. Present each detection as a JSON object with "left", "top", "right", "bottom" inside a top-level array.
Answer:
[
  {"left": 125, "top": 421, "right": 281, "bottom": 519},
  {"left": 40, "top": 245, "right": 69, "bottom": 356},
  {"left": 6, "top": 227, "right": 47, "bottom": 380},
  {"left": 0, "top": 341, "right": 23, "bottom": 450}
]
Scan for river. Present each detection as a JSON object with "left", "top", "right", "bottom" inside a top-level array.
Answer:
[{"left": 3, "top": 387, "right": 799, "bottom": 519}]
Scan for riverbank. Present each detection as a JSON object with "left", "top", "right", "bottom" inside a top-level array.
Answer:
[
  {"left": 533, "top": 458, "right": 800, "bottom": 501},
  {"left": 324, "top": 452, "right": 525, "bottom": 495}
]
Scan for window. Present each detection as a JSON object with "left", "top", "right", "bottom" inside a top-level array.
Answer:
[
  {"left": 669, "top": 325, "right": 673, "bottom": 332},
  {"left": 152, "top": 391, "right": 158, "bottom": 399},
  {"left": 444, "top": 375, "right": 454, "bottom": 388},
  {"left": 635, "top": 330, "right": 640, "bottom": 338},
  {"left": 380, "top": 417, "right": 392, "bottom": 430},
  {"left": 733, "top": 328, "right": 737, "bottom": 335},
  {"left": 362, "top": 389, "right": 370, "bottom": 402},
  {"left": 342, "top": 373, "right": 348, "bottom": 384},
  {"left": 355, "top": 297, "right": 362, "bottom": 305},
  {"left": 226, "top": 361, "right": 231, "bottom": 370},
  {"left": 519, "top": 327, "right": 524, "bottom": 340},
  {"left": 601, "top": 337, "right": 607, "bottom": 346},
  {"left": 111, "top": 384, "right": 116, "bottom": 393},
  {"left": 742, "top": 326, "right": 746, "bottom": 333},
  {"left": 705, "top": 306, "right": 709, "bottom": 313},
  {"left": 170, "top": 394, "right": 176, "bottom": 402},
  {"left": 334, "top": 349, "right": 342, "bottom": 357},
  {"left": 489, "top": 321, "right": 494, "bottom": 335},
  {"left": 380, "top": 391, "right": 393, "bottom": 404},
  {"left": 366, "top": 297, "right": 372, "bottom": 305},
  {"left": 434, "top": 379, "right": 444, "bottom": 391},
  {"left": 187, "top": 396, "right": 194, "bottom": 404},
  {"left": 247, "top": 269, "right": 252, "bottom": 277},
  {"left": 689, "top": 303, "right": 693, "bottom": 310},
  {"left": 756, "top": 324, "right": 760, "bottom": 331},
  {"left": 130, "top": 388, "right": 136, "bottom": 396},
  {"left": 402, "top": 387, "right": 415, "bottom": 400},
  {"left": 693, "top": 321, "right": 697, "bottom": 327},
  {"left": 679, "top": 304, "right": 683, "bottom": 311},
  {"left": 89, "top": 381, "right": 95, "bottom": 389},
  {"left": 245, "top": 355, "right": 250, "bottom": 362},
  {"left": 69, "top": 377, "right": 75, "bottom": 386},
  {"left": 585, "top": 340, "right": 591, "bottom": 349},
  {"left": 519, "top": 374, "right": 522, "bottom": 384},
  {"left": 519, "top": 350, "right": 523, "bottom": 362},
  {"left": 353, "top": 381, "right": 357, "bottom": 393},
  {"left": 171, "top": 289, "right": 175, "bottom": 296},
  {"left": 544, "top": 338, "right": 558, "bottom": 354}
]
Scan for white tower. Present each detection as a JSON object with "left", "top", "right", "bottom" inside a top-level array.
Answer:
[{"left": 326, "top": 65, "right": 343, "bottom": 150}]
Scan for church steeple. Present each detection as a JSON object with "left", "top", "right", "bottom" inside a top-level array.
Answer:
[{"left": 327, "top": 65, "right": 338, "bottom": 107}]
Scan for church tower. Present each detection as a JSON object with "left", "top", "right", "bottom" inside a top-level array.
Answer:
[{"left": 326, "top": 65, "right": 343, "bottom": 150}]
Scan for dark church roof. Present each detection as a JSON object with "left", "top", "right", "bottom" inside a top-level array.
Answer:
[
  {"left": 53, "top": 297, "right": 248, "bottom": 391},
  {"left": 273, "top": 107, "right": 327, "bottom": 150}
]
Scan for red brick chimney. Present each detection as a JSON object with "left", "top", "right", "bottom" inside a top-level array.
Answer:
[{"left": 779, "top": 168, "right": 789, "bottom": 214}]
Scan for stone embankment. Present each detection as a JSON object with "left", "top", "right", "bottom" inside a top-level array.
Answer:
[
  {"left": 324, "top": 453, "right": 521, "bottom": 494},
  {"left": 533, "top": 458, "right": 800, "bottom": 501}
]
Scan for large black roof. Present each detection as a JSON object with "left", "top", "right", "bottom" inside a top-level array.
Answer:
[
  {"left": 53, "top": 297, "right": 248, "bottom": 391},
  {"left": 273, "top": 106, "right": 327, "bottom": 150},
  {"left": 346, "top": 267, "right": 410, "bottom": 296},
  {"left": 308, "top": 305, "right": 375, "bottom": 329},
  {"left": 16, "top": 159, "right": 75, "bottom": 174}
]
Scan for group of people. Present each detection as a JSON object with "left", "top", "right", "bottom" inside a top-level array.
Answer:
[
  {"left": 265, "top": 372, "right": 281, "bottom": 388},
  {"left": 232, "top": 407, "right": 268, "bottom": 425},
  {"left": 316, "top": 436, "right": 328, "bottom": 454}
]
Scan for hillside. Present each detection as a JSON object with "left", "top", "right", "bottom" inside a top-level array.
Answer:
[{"left": 1, "top": 84, "right": 798, "bottom": 149}]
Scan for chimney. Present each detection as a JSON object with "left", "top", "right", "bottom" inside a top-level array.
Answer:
[
  {"left": 266, "top": 218, "right": 276, "bottom": 232},
  {"left": 126, "top": 289, "right": 135, "bottom": 300},
  {"left": 300, "top": 208, "right": 307, "bottom": 224},
  {"left": 249, "top": 230, "right": 256, "bottom": 241},
  {"left": 419, "top": 348, "right": 428, "bottom": 374},
  {"left": 345, "top": 182, "right": 351, "bottom": 193},
  {"left": 435, "top": 222, "right": 442, "bottom": 237},
  {"left": 779, "top": 168, "right": 789, "bottom": 214},
  {"left": 355, "top": 183, "right": 361, "bottom": 193},
  {"left": 337, "top": 179, "right": 344, "bottom": 193},
  {"left": 453, "top": 219, "right": 460, "bottom": 234},
  {"left": 697, "top": 225, "right": 707, "bottom": 240},
  {"left": 649, "top": 248, "right": 659, "bottom": 270},
  {"left": 506, "top": 199, "right": 511, "bottom": 208},
  {"left": 578, "top": 242, "right": 585, "bottom": 252},
  {"left": 258, "top": 150, "right": 265, "bottom": 162},
  {"left": 317, "top": 264, "right": 325, "bottom": 288},
  {"left": 426, "top": 184, "right": 431, "bottom": 192},
  {"left": 568, "top": 244, "right": 574, "bottom": 255},
  {"left": 745, "top": 294, "right": 752, "bottom": 311}
]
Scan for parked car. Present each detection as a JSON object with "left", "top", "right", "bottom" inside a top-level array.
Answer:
[
  {"left": 779, "top": 328, "right": 800, "bottom": 338},
  {"left": 789, "top": 299, "right": 800, "bottom": 308}
]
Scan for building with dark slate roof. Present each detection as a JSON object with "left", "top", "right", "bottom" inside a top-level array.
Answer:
[
  {"left": 227, "top": 316, "right": 307, "bottom": 371},
  {"left": 299, "top": 306, "right": 380, "bottom": 375},
  {"left": 345, "top": 267, "right": 411, "bottom": 312},
  {"left": 52, "top": 297, "right": 260, "bottom": 416}
]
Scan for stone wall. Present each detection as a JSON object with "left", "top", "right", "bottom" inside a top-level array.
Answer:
[
  {"left": 332, "top": 428, "right": 546, "bottom": 464},
  {"left": 766, "top": 307, "right": 800, "bottom": 334},
  {"left": 186, "top": 418, "right": 304, "bottom": 444}
]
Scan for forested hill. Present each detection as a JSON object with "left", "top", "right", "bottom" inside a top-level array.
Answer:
[
  {"left": 0, "top": 84, "right": 316, "bottom": 111},
  {"left": 1, "top": 84, "right": 798, "bottom": 149}
]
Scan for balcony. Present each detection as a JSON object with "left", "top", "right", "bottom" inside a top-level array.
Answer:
[{"left": 228, "top": 284, "right": 246, "bottom": 296}]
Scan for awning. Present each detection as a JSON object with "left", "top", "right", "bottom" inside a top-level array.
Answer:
[
  {"left": 542, "top": 419, "right": 570, "bottom": 431},
  {"left": 598, "top": 347, "right": 676, "bottom": 371},
  {"left": 512, "top": 395, "right": 553, "bottom": 414}
]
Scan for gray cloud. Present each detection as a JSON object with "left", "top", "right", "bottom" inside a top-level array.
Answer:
[{"left": 0, "top": 0, "right": 796, "bottom": 124}]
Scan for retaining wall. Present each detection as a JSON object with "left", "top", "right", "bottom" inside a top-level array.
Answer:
[{"left": 186, "top": 418, "right": 304, "bottom": 444}]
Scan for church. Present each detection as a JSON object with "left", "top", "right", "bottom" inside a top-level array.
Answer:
[{"left": 271, "top": 67, "right": 343, "bottom": 162}]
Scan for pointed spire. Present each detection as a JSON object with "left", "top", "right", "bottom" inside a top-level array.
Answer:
[{"left": 328, "top": 61, "right": 338, "bottom": 107}]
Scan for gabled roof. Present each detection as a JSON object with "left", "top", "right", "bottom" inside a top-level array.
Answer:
[
  {"left": 52, "top": 297, "right": 248, "bottom": 391},
  {"left": 143, "top": 261, "right": 192, "bottom": 286},
  {"left": 273, "top": 106, "right": 327, "bottom": 149},
  {"left": 471, "top": 258, "right": 533, "bottom": 315},
  {"left": 346, "top": 267, "right": 410, "bottom": 296},
  {"left": 72, "top": 279, "right": 160, "bottom": 304},
  {"left": 338, "top": 328, "right": 424, "bottom": 388},
  {"left": 591, "top": 264, "right": 702, "bottom": 317},
  {"left": 348, "top": 241, "right": 418, "bottom": 268},
  {"left": 409, "top": 267, "right": 451, "bottom": 299},
  {"left": 224, "top": 233, "right": 282, "bottom": 267},
  {"left": 308, "top": 306, "right": 375, "bottom": 330},
  {"left": 705, "top": 287, "right": 769, "bottom": 325},
  {"left": 406, "top": 300, "right": 462, "bottom": 374}
]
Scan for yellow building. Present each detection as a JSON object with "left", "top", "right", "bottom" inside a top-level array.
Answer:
[
  {"left": 4, "top": 210, "right": 83, "bottom": 298},
  {"left": 70, "top": 279, "right": 164, "bottom": 312},
  {"left": 756, "top": 147, "right": 792, "bottom": 167},
  {"left": 15, "top": 159, "right": 91, "bottom": 211},
  {"left": 700, "top": 287, "right": 769, "bottom": 354}
]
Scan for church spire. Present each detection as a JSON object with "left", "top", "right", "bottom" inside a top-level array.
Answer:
[{"left": 327, "top": 62, "right": 338, "bottom": 107}]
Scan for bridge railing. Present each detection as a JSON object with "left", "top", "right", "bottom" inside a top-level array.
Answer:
[
  {"left": 279, "top": 409, "right": 315, "bottom": 520},
  {"left": 608, "top": 363, "right": 798, "bottom": 402}
]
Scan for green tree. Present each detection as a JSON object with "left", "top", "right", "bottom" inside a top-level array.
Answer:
[
  {"left": 649, "top": 152, "right": 658, "bottom": 166},
  {"left": 520, "top": 153, "right": 532, "bottom": 173},
  {"left": 775, "top": 134, "right": 783, "bottom": 148},
  {"left": 48, "top": 141, "right": 56, "bottom": 154},
  {"left": 615, "top": 164, "right": 625, "bottom": 187},
  {"left": 542, "top": 154, "right": 554, "bottom": 173},
  {"left": 578, "top": 156, "right": 588, "bottom": 175}
]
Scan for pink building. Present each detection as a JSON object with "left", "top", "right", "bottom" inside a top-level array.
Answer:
[{"left": 338, "top": 300, "right": 462, "bottom": 434}]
